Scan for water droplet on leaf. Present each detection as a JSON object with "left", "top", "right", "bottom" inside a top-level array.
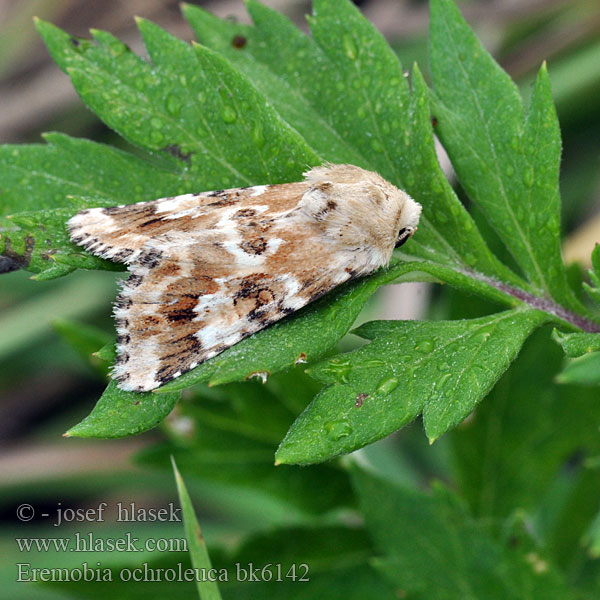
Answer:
[
  {"left": 150, "top": 130, "right": 164, "bottom": 145},
  {"left": 166, "top": 94, "right": 182, "bottom": 116},
  {"left": 342, "top": 34, "right": 358, "bottom": 60},
  {"left": 377, "top": 376, "right": 399, "bottom": 395},
  {"left": 222, "top": 106, "right": 237, "bottom": 123},
  {"left": 415, "top": 339, "right": 435, "bottom": 353},
  {"left": 325, "top": 420, "right": 352, "bottom": 440},
  {"left": 252, "top": 122, "right": 265, "bottom": 147}
]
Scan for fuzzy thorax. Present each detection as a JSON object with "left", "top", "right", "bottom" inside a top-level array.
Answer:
[{"left": 300, "top": 164, "right": 421, "bottom": 273}]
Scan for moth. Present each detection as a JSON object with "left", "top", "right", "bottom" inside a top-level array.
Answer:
[{"left": 68, "top": 164, "right": 421, "bottom": 392}]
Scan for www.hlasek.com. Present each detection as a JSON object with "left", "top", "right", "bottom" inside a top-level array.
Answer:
[
  {"left": 17, "top": 562, "right": 310, "bottom": 583},
  {"left": 16, "top": 532, "right": 187, "bottom": 553}
]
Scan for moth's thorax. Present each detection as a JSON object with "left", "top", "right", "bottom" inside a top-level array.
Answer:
[{"left": 299, "top": 164, "right": 421, "bottom": 273}]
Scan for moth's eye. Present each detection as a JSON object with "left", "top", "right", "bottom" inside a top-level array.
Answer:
[{"left": 395, "top": 228, "right": 411, "bottom": 248}]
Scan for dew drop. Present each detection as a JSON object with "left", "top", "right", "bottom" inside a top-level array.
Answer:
[
  {"left": 511, "top": 136, "right": 519, "bottom": 150},
  {"left": 342, "top": 34, "right": 358, "bottom": 60},
  {"left": 463, "top": 218, "right": 473, "bottom": 231},
  {"left": 252, "top": 121, "right": 265, "bottom": 147},
  {"left": 415, "top": 339, "right": 434, "bottom": 353},
  {"left": 362, "top": 359, "right": 386, "bottom": 368},
  {"left": 377, "top": 376, "right": 399, "bottom": 395},
  {"left": 325, "top": 359, "right": 352, "bottom": 383},
  {"left": 165, "top": 94, "right": 182, "bottom": 116},
  {"left": 222, "top": 106, "right": 237, "bottom": 124},
  {"left": 437, "top": 372, "right": 452, "bottom": 387},
  {"left": 150, "top": 117, "right": 163, "bottom": 129},
  {"left": 472, "top": 326, "right": 493, "bottom": 344},
  {"left": 523, "top": 167, "right": 534, "bottom": 188},
  {"left": 505, "top": 165, "right": 515, "bottom": 177},
  {"left": 449, "top": 203, "right": 460, "bottom": 217},
  {"left": 325, "top": 420, "right": 352, "bottom": 441},
  {"left": 357, "top": 106, "right": 366, "bottom": 119},
  {"left": 150, "top": 130, "right": 164, "bottom": 145}
]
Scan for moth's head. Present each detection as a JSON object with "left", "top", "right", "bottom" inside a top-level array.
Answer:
[
  {"left": 302, "top": 164, "right": 422, "bottom": 270},
  {"left": 393, "top": 191, "right": 421, "bottom": 248}
]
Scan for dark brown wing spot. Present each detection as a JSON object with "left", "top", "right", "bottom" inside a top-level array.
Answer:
[
  {"left": 138, "top": 248, "right": 163, "bottom": 268},
  {"left": 240, "top": 238, "right": 267, "bottom": 255},
  {"left": 127, "top": 273, "right": 143, "bottom": 288},
  {"left": 113, "top": 248, "right": 135, "bottom": 262},
  {"left": 235, "top": 208, "right": 256, "bottom": 218}
]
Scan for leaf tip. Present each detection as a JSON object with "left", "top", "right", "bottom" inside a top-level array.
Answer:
[{"left": 170, "top": 454, "right": 180, "bottom": 475}]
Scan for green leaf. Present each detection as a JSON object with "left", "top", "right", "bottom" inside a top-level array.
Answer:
[
  {"left": 185, "top": 0, "right": 520, "bottom": 285},
  {"left": 4, "top": 204, "right": 124, "bottom": 276},
  {"left": 552, "top": 330, "right": 600, "bottom": 357},
  {"left": 172, "top": 457, "right": 223, "bottom": 600},
  {"left": 556, "top": 352, "right": 600, "bottom": 386},
  {"left": 351, "top": 465, "right": 575, "bottom": 600},
  {"left": 583, "top": 244, "right": 600, "bottom": 304},
  {"left": 450, "top": 327, "right": 600, "bottom": 522},
  {"left": 182, "top": 3, "right": 364, "bottom": 168},
  {"left": 36, "top": 18, "right": 319, "bottom": 190},
  {"left": 276, "top": 309, "right": 546, "bottom": 465},
  {"left": 429, "top": 0, "right": 575, "bottom": 309},
  {"left": 65, "top": 380, "right": 180, "bottom": 438}
]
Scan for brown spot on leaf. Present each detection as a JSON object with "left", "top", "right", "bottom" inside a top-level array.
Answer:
[
  {"left": 355, "top": 393, "right": 369, "bottom": 407},
  {"left": 164, "top": 144, "right": 191, "bottom": 162},
  {"left": 295, "top": 352, "right": 307, "bottom": 365},
  {"left": 232, "top": 34, "right": 247, "bottom": 49}
]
